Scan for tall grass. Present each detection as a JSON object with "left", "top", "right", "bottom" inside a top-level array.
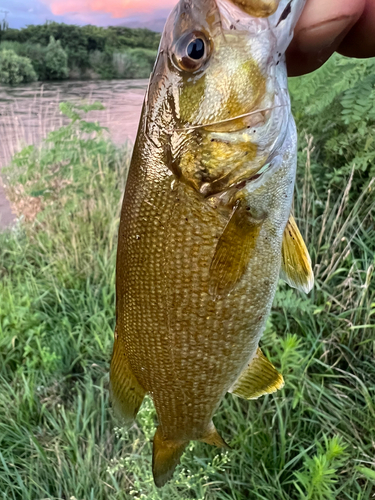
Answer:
[{"left": 0, "top": 98, "right": 374, "bottom": 499}]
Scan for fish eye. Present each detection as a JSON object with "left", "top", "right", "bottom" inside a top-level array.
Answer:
[
  {"left": 173, "top": 31, "right": 211, "bottom": 73},
  {"left": 187, "top": 38, "right": 205, "bottom": 60}
]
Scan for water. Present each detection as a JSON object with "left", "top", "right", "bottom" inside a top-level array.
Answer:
[{"left": 0, "top": 79, "right": 148, "bottom": 228}]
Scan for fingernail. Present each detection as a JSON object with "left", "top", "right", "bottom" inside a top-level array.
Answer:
[{"left": 296, "top": 16, "right": 355, "bottom": 53}]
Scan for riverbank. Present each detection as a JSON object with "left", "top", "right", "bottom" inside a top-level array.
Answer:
[{"left": 0, "top": 79, "right": 147, "bottom": 228}]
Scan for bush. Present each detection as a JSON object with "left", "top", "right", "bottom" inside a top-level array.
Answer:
[
  {"left": 290, "top": 54, "right": 375, "bottom": 201},
  {"left": 0, "top": 40, "right": 24, "bottom": 54},
  {"left": 88, "top": 47, "right": 156, "bottom": 80},
  {"left": 45, "top": 36, "right": 69, "bottom": 80},
  {"left": 23, "top": 43, "right": 48, "bottom": 80},
  {"left": 1, "top": 22, "right": 160, "bottom": 66},
  {"left": 0, "top": 41, "right": 48, "bottom": 80},
  {"left": 0, "top": 49, "right": 37, "bottom": 84},
  {"left": 0, "top": 24, "right": 159, "bottom": 81}
]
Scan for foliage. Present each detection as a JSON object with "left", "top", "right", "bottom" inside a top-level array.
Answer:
[
  {"left": 87, "top": 47, "right": 156, "bottom": 79},
  {"left": 0, "top": 16, "right": 9, "bottom": 41},
  {"left": 2, "top": 22, "right": 160, "bottom": 52},
  {"left": 0, "top": 40, "right": 48, "bottom": 79},
  {"left": 44, "top": 36, "right": 69, "bottom": 80},
  {"left": 1, "top": 22, "right": 160, "bottom": 80},
  {"left": 0, "top": 48, "right": 37, "bottom": 84},
  {"left": 112, "top": 48, "right": 156, "bottom": 79},
  {"left": 295, "top": 436, "right": 348, "bottom": 499},
  {"left": 289, "top": 54, "right": 375, "bottom": 199}
]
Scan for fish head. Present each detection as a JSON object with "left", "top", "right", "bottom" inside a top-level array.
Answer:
[{"left": 145, "top": 0, "right": 305, "bottom": 197}]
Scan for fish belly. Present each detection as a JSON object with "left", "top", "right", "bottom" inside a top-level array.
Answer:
[{"left": 116, "top": 145, "right": 294, "bottom": 442}]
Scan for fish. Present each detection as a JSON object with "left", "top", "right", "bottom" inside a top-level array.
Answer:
[{"left": 110, "top": 0, "right": 313, "bottom": 488}]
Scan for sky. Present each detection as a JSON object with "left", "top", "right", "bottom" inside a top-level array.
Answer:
[{"left": 0, "top": 0, "right": 178, "bottom": 30}]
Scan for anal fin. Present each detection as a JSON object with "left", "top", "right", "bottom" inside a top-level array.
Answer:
[
  {"left": 200, "top": 422, "right": 231, "bottom": 449},
  {"left": 209, "top": 201, "right": 264, "bottom": 298},
  {"left": 152, "top": 427, "right": 187, "bottom": 488},
  {"left": 110, "top": 328, "right": 146, "bottom": 425},
  {"left": 280, "top": 214, "right": 314, "bottom": 293},
  {"left": 229, "top": 348, "right": 284, "bottom": 400}
]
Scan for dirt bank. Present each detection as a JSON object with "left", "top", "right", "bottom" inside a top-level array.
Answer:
[{"left": 0, "top": 181, "right": 15, "bottom": 229}]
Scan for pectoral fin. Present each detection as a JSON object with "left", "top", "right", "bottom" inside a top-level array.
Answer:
[
  {"left": 209, "top": 202, "right": 264, "bottom": 298},
  {"left": 110, "top": 329, "right": 146, "bottom": 425},
  {"left": 280, "top": 215, "right": 314, "bottom": 294},
  {"left": 229, "top": 348, "right": 284, "bottom": 400}
]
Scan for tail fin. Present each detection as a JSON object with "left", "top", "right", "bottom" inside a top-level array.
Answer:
[
  {"left": 152, "top": 422, "right": 230, "bottom": 487},
  {"left": 152, "top": 427, "right": 187, "bottom": 488}
]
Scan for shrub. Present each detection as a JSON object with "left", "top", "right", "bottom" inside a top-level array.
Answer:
[
  {"left": 112, "top": 52, "right": 134, "bottom": 78},
  {"left": 0, "top": 25, "right": 159, "bottom": 81},
  {"left": 23, "top": 43, "right": 48, "bottom": 80},
  {"left": 0, "top": 40, "right": 24, "bottom": 54},
  {"left": 45, "top": 36, "right": 69, "bottom": 80},
  {"left": 289, "top": 54, "right": 375, "bottom": 201},
  {"left": 0, "top": 41, "right": 47, "bottom": 79},
  {"left": 112, "top": 48, "right": 156, "bottom": 79},
  {"left": 0, "top": 49, "right": 37, "bottom": 84},
  {"left": 89, "top": 47, "right": 156, "bottom": 79},
  {"left": 89, "top": 48, "right": 116, "bottom": 79}
]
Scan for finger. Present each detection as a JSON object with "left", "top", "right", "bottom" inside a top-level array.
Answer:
[
  {"left": 286, "top": 0, "right": 365, "bottom": 76},
  {"left": 339, "top": 0, "right": 375, "bottom": 58}
]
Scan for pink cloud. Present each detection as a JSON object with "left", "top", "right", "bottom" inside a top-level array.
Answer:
[{"left": 41, "top": 0, "right": 177, "bottom": 19}]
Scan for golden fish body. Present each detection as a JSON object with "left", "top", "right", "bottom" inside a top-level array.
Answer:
[{"left": 111, "top": 0, "right": 310, "bottom": 487}]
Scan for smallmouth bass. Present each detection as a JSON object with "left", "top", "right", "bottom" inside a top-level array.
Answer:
[{"left": 110, "top": 0, "right": 312, "bottom": 487}]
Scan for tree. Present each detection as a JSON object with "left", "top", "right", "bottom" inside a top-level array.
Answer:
[
  {"left": 0, "top": 49, "right": 37, "bottom": 84},
  {"left": 45, "top": 36, "right": 69, "bottom": 80}
]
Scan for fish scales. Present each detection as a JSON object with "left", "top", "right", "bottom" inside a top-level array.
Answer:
[
  {"left": 111, "top": 0, "right": 310, "bottom": 487},
  {"left": 117, "top": 122, "right": 296, "bottom": 430}
]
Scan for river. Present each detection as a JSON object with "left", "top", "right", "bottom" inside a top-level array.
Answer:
[{"left": 0, "top": 79, "right": 148, "bottom": 228}]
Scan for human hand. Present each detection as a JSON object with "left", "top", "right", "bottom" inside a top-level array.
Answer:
[{"left": 287, "top": 0, "right": 375, "bottom": 76}]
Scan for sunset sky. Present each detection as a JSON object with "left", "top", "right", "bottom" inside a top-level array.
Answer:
[{"left": 1, "top": 0, "right": 177, "bottom": 29}]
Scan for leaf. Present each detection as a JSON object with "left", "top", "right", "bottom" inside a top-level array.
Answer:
[{"left": 355, "top": 466, "right": 375, "bottom": 482}]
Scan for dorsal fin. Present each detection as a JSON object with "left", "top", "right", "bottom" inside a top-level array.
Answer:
[
  {"left": 229, "top": 347, "right": 284, "bottom": 400},
  {"left": 280, "top": 214, "right": 314, "bottom": 294}
]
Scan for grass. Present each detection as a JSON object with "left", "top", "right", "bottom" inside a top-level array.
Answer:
[{"left": 0, "top": 101, "right": 374, "bottom": 500}]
